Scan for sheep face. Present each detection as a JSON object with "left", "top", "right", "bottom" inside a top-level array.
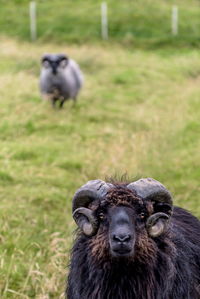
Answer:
[
  {"left": 89, "top": 188, "right": 152, "bottom": 260},
  {"left": 41, "top": 54, "right": 69, "bottom": 75}
]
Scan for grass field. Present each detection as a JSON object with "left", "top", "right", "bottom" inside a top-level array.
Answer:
[{"left": 0, "top": 36, "right": 200, "bottom": 298}]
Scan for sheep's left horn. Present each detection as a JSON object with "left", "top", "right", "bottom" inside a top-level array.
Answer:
[
  {"left": 127, "top": 178, "right": 172, "bottom": 238},
  {"left": 146, "top": 212, "right": 170, "bottom": 237},
  {"left": 127, "top": 178, "right": 172, "bottom": 204}
]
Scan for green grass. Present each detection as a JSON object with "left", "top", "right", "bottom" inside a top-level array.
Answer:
[
  {"left": 0, "top": 36, "right": 200, "bottom": 298},
  {"left": 1, "top": 0, "right": 200, "bottom": 47}
]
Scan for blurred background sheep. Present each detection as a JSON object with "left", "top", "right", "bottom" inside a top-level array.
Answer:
[{"left": 39, "top": 54, "right": 83, "bottom": 108}]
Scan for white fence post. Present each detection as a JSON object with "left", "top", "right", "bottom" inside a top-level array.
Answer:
[
  {"left": 101, "top": 2, "right": 108, "bottom": 40},
  {"left": 172, "top": 5, "right": 178, "bottom": 36},
  {"left": 30, "top": 1, "right": 37, "bottom": 41}
]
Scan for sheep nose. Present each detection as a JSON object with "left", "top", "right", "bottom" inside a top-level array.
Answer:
[
  {"left": 52, "top": 67, "right": 57, "bottom": 75},
  {"left": 52, "top": 63, "right": 58, "bottom": 74},
  {"left": 113, "top": 234, "right": 131, "bottom": 243}
]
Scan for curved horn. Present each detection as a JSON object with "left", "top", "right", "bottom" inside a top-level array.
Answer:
[
  {"left": 127, "top": 178, "right": 172, "bottom": 238},
  {"left": 146, "top": 212, "right": 170, "bottom": 237},
  {"left": 41, "top": 54, "right": 51, "bottom": 63},
  {"left": 72, "top": 180, "right": 113, "bottom": 236},
  {"left": 73, "top": 208, "right": 98, "bottom": 236},
  {"left": 127, "top": 178, "right": 172, "bottom": 204},
  {"left": 72, "top": 179, "right": 113, "bottom": 212}
]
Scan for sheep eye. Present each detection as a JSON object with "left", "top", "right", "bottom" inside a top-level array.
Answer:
[
  {"left": 99, "top": 213, "right": 105, "bottom": 220},
  {"left": 140, "top": 212, "right": 145, "bottom": 219}
]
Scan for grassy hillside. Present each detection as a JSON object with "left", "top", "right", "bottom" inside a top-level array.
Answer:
[
  {"left": 0, "top": 37, "right": 199, "bottom": 298},
  {"left": 0, "top": 0, "right": 200, "bottom": 47}
]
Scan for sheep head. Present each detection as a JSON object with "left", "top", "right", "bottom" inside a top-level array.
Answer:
[
  {"left": 72, "top": 178, "right": 173, "bottom": 258},
  {"left": 41, "top": 54, "right": 69, "bottom": 74}
]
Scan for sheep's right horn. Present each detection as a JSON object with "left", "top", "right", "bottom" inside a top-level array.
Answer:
[
  {"left": 72, "top": 179, "right": 112, "bottom": 212},
  {"left": 72, "top": 180, "right": 113, "bottom": 236},
  {"left": 73, "top": 208, "right": 98, "bottom": 236}
]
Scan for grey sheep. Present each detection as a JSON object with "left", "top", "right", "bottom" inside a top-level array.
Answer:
[{"left": 39, "top": 54, "right": 83, "bottom": 108}]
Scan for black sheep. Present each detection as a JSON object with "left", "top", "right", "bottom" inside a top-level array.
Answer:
[{"left": 66, "top": 178, "right": 200, "bottom": 299}]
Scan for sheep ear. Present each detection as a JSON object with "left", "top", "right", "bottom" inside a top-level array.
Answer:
[
  {"left": 146, "top": 212, "right": 170, "bottom": 238},
  {"left": 42, "top": 60, "right": 50, "bottom": 68},
  {"left": 59, "top": 59, "right": 68, "bottom": 68},
  {"left": 59, "top": 55, "right": 69, "bottom": 68},
  {"left": 73, "top": 208, "right": 98, "bottom": 236}
]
